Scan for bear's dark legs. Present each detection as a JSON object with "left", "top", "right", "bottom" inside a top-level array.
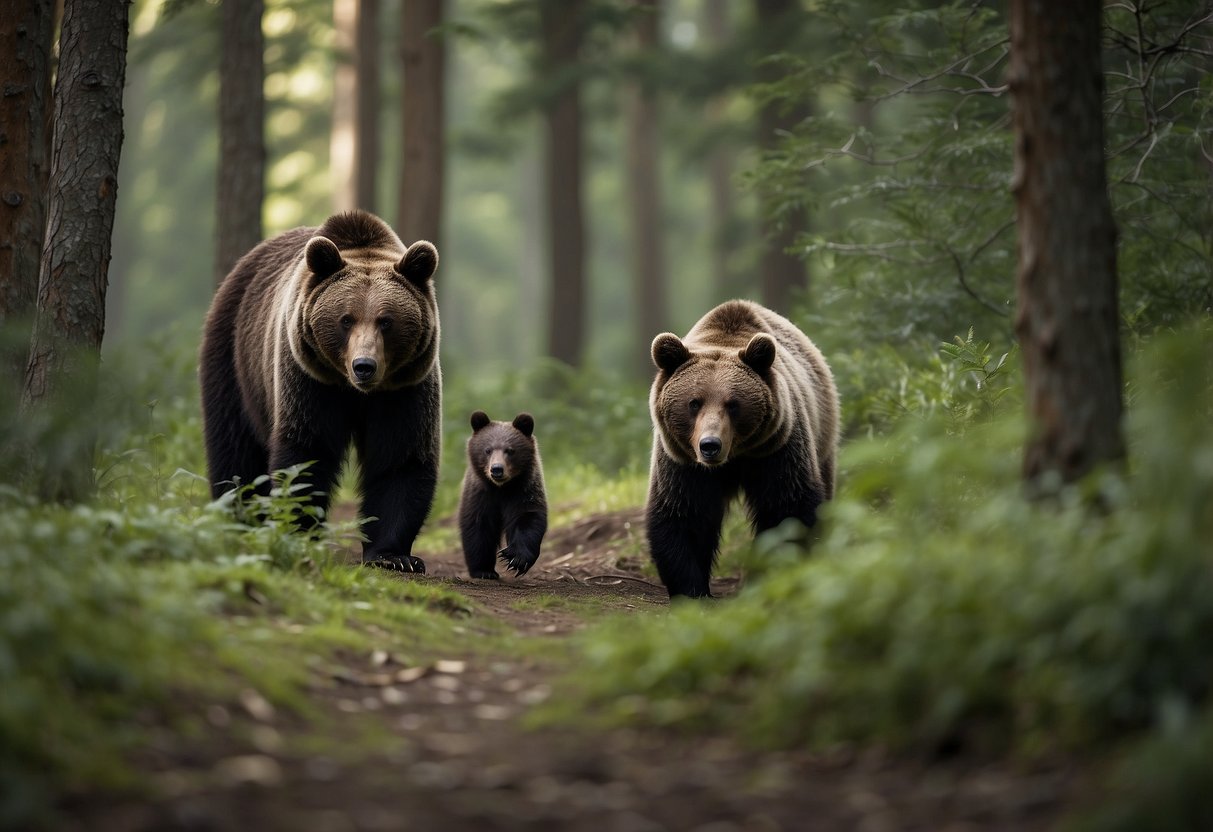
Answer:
[
  {"left": 646, "top": 455, "right": 730, "bottom": 598},
  {"left": 268, "top": 438, "right": 343, "bottom": 532},
  {"left": 500, "top": 510, "right": 547, "bottom": 576},
  {"left": 359, "top": 458, "right": 437, "bottom": 573},
  {"left": 459, "top": 500, "right": 503, "bottom": 579},
  {"left": 200, "top": 345, "right": 267, "bottom": 500},
  {"left": 740, "top": 448, "right": 825, "bottom": 535}
]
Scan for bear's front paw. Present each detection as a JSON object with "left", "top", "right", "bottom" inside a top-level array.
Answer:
[
  {"left": 469, "top": 569, "right": 499, "bottom": 580},
  {"left": 497, "top": 546, "right": 537, "bottom": 577},
  {"left": 363, "top": 554, "right": 427, "bottom": 574}
]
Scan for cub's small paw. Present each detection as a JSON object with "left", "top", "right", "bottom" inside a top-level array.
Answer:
[
  {"left": 469, "top": 569, "right": 500, "bottom": 580},
  {"left": 363, "top": 554, "right": 427, "bottom": 574},
  {"left": 497, "top": 547, "right": 538, "bottom": 577}
]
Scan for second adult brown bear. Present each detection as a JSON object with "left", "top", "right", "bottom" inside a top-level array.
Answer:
[
  {"left": 458, "top": 411, "right": 548, "bottom": 579},
  {"left": 199, "top": 210, "right": 441, "bottom": 573},
  {"left": 646, "top": 299, "right": 839, "bottom": 598}
]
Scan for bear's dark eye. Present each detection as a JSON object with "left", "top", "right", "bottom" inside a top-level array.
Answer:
[
  {"left": 340, "top": 314, "right": 354, "bottom": 330},
  {"left": 688, "top": 399, "right": 702, "bottom": 415},
  {"left": 484, "top": 449, "right": 492, "bottom": 457},
  {"left": 378, "top": 318, "right": 392, "bottom": 333}
]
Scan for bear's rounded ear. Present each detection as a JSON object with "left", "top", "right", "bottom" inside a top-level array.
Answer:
[
  {"left": 512, "top": 413, "right": 535, "bottom": 438},
  {"left": 306, "top": 236, "right": 345, "bottom": 281},
  {"left": 651, "top": 333, "right": 690, "bottom": 374},
  {"left": 470, "top": 410, "right": 491, "bottom": 432},
  {"left": 740, "top": 333, "right": 777, "bottom": 375},
  {"left": 396, "top": 240, "right": 439, "bottom": 286}
]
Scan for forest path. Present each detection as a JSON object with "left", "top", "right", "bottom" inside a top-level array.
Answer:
[{"left": 70, "top": 507, "right": 1076, "bottom": 832}]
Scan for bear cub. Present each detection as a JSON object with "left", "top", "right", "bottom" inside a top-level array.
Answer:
[{"left": 458, "top": 411, "right": 548, "bottom": 580}]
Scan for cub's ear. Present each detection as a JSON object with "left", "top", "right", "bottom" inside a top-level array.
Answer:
[
  {"left": 512, "top": 413, "right": 535, "bottom": 438},
  {"left": 470, "top": 410, "right": 491, "bottom": 432},
  {"left": 396, "top": 240, "right": 439, "bottom": 285},
  {"left": 651, "top": 333, "right": 690, "bottom": 374},
  {"left": 740, "top": 333, "right": 777, "bottom": 375},
  {"left": 305, "top": 236, "right": 345, "bottom": 281}
]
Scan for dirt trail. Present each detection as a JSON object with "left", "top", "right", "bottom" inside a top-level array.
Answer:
[{"left": 67, "top": 509, "right": 1079, "bottom": 832}]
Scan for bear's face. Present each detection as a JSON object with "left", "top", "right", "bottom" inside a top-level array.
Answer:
[
  {"left": 302, "top": 237, "right": 439, "bottom": 392},
  {"left": 650, "top": 333, "right": 777, "bottom": 467},
  {"left": 467, "top": 411, "right": 536, "bottom": 486}
]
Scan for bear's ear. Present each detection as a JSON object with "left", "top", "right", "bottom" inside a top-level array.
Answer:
[
  {"left": 651, "top": 333, "right": 690, "bottom": 374},
  {"left": 740, "top": 333, "right": 777, "bottom": 376},
  {"left": 306, "top": 236, "right": 345, "bottom": 281},
  {"left": 470, "top": 410, "right": 491, "bottom": 432},
  {"left": 395, "top": 240, "right": 439, "bottom": 286},
  {"left": 512, "top": 413, "right": 535, "bottom": 438}
]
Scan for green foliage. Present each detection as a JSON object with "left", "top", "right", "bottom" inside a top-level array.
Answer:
[{"left": 555, "top": 325, "right": 1213, "bottom": 757}]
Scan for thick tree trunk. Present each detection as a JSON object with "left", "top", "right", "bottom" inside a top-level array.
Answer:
[
  {"left": 625, "top": 0, "right": 667, "bottom": 376},
  {"left": 0, "top": 0, "right": 55, "bottom": 390},
  {"left": 1009, "top": 0, "right": 1125, "bottom": 487},
  {"left": 215, "top": 0, "right": 264, "bottom": 285},
  {"left": 332, "top": 0, "right": 379, "bottom": 212},
  {"left": 754, "top": 0, "right": 807, "bottom": 315},
  {"left": 21, "top": 0, "right": 131, "bottom": 502},
  {"left": 540, "top": 0, "right": 587, "bottom": 368},
  {"left": 399, "top": 0, "right": 445, "bottom": 246}
]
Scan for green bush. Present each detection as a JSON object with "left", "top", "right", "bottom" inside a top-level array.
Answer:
[{"left": 556, "top": 325, "right": 1213, "bottom": 756}]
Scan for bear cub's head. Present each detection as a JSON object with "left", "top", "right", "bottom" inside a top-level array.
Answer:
[
  {"left": 650, "top": 332, "right": 777, "bottom": 467},
  {"left": 467, "top": 411, "right": 537, "bottom": 486},
  {"left": 301, "top": 230, "right": 439, "bottom": 393}
]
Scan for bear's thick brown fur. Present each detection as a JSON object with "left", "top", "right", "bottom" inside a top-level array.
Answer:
[
  {"left": 458, "top": 411, "right": 548, "bottom": 579},
  {"left": 199, "top": 209, "right": 442, "bottom": 572},
  {"left": 646, "top": 299, "right": 839, "bottom": 597}
]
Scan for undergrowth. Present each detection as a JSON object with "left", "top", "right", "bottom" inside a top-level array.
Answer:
[{"left": 555, "top": 325, "right": 1213, "bottom": 768}]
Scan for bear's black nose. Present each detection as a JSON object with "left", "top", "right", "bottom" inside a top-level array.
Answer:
[
  {"left": 490, "top": 463, "right": 505, "bottom": 481},
  {"left": 352, "top": 357, "right": 377, "bottom": 382},
  {"left": 699, "top": 436, "right": 722, "bottom": 459}
]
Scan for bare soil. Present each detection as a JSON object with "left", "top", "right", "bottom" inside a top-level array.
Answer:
[{"left": 62, "top": 508, "right": 1082, "bottom": 832}]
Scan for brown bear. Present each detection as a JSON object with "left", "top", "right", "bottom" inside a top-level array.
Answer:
[
  {"left": 646, "top": 299, "right": 839, "bottom": 598},
  {"left": 458, "top": 411, "right": 548, "bottom": 579},
  {"left": 199, "top": 210, "right": 441, "bottom": 573}
]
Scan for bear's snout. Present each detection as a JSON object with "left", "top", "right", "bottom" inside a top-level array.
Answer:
[
  {"left": 698, "top": 436, "right": 723, "bottom": 461},
  {"left": 352, "top": 356, "right": 377, "bottom": 383},
  {"left": 489, "top": 462, "right": 506, "bottom": 482}
]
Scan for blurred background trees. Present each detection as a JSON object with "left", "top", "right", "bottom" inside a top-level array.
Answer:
[{"left": 96, "top": 0, "right": 1208, "bottom": 392}]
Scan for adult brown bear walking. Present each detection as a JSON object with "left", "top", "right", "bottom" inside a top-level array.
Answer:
[
  {"left": 199, "top": 210, "right": 442, "bottom": 573},
  {"left": 646, "top": 300, "right": 839, "bottom": 598}
]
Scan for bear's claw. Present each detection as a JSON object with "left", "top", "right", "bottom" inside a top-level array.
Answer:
[
  {"left": 497, "top": 547, "right": 536, "bottom": 577},
  {"left": 364, "top": 555, "right": 427, "bottom": 574}
]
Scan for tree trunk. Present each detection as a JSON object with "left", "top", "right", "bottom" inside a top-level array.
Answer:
[
  {"left": 0, "top": 0, "right": 55, "bottom": 390},
  {"left": 754, "top": 0, "right": 807, "bottom": 316},
  {"left": 399, "top": 0, "right": 445, "bottom": 246},
  {"left": 1009, "top": 0, "right": 1125, "bottom": 488},
  {"left": 332, "top": 0, "right": 357, "bottom": 211},
  {"left": 355, "top": 0, "right": 380, "bottom": 211},
  {"left": 215, "top": 0, "right": 264, "bottom": 285},
  {"left": 21, "top": 0, "right": 131, "bottom": 502},
  {"left": 703, "top": 0, "right": 735, "bottom": 302},
  {"left": 625, "top": 0, "right": 667, "bottom": 376},
  {"left": 540, "top": 0, "right": 587, "bottom": 368}
]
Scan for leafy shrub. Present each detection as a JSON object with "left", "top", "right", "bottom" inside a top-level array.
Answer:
[{"left": 556, "top": 324, "right": 1213, "bottom": 756}]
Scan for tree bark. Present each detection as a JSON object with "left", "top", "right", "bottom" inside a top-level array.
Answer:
[
  {"left": 754, "top": 0, "right": 807, "bottom": 316},
  {"left": 1009, "top": 0, "right": 1125, "bottom": 487},
  {"left": 0, "top": 0, "right": 55, "bottom": 390},
  {"left": 21, "top": 0, "right": 131, "bottom": 502},
  {"left": 625, "top": 0, "right": 667, "bottom": 376},
  {"left": 540, "top": 0, "right": 587, "bottom": 368},
  {"left": 399, "top": 0, "right": 445, "bottom": 246},
  {"left": 215, "top": 0, "right": 264, "bottom": 285}
]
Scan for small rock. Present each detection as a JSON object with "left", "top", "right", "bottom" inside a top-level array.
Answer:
[{"left": 214, "top": 754, "right": 283, "bottom": 788}]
